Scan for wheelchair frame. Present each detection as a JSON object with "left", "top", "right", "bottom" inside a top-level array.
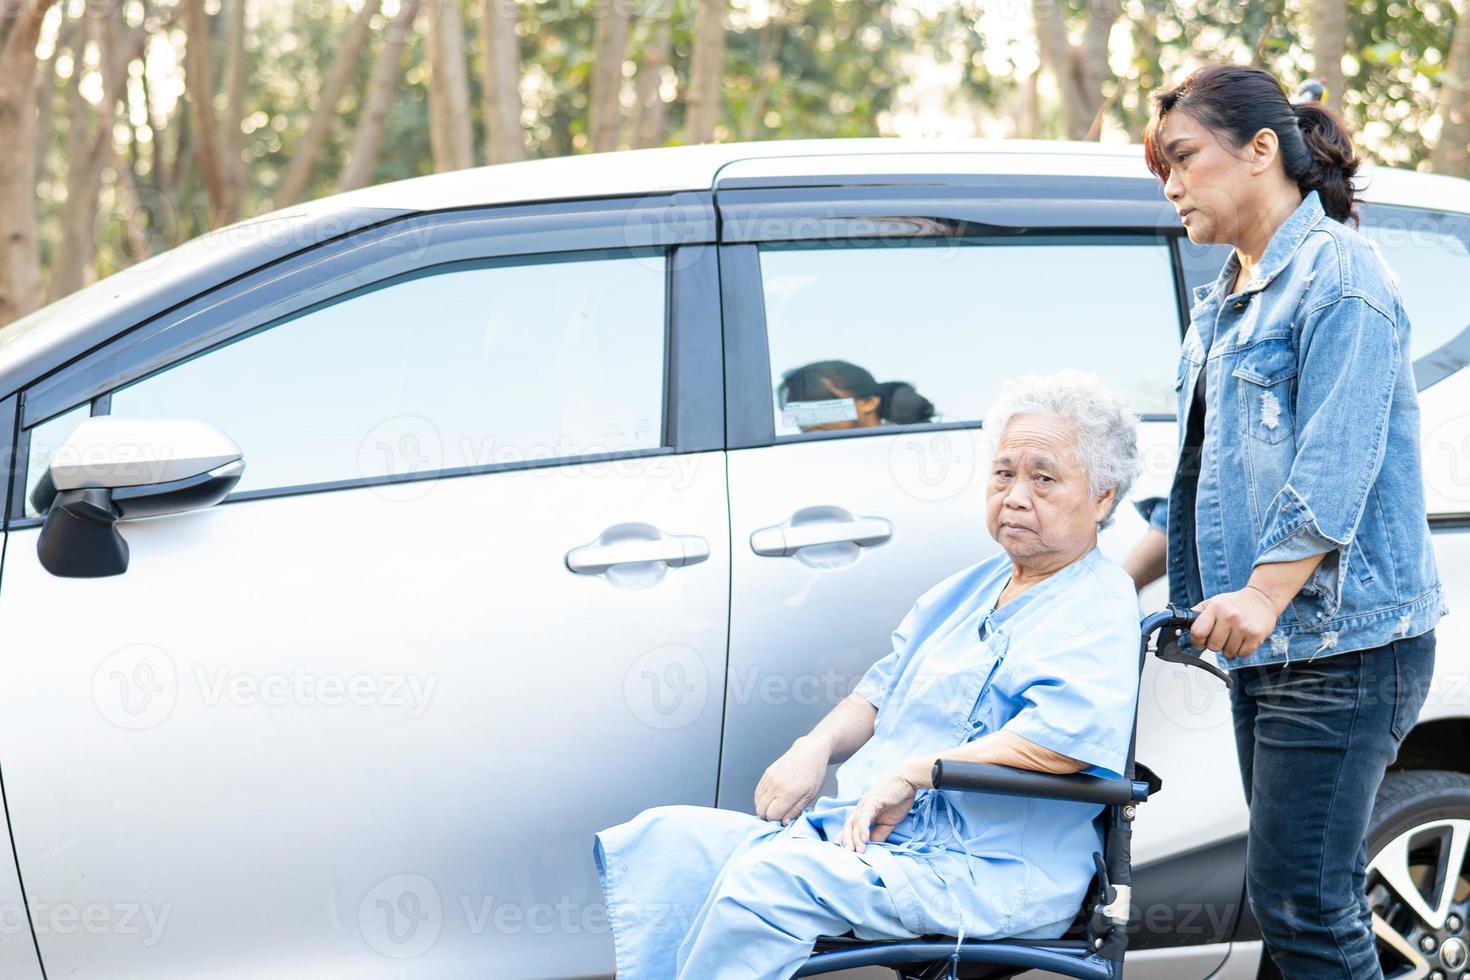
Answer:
[{"left": 793, "top": 606, "right": 1228, "bottom": 980}]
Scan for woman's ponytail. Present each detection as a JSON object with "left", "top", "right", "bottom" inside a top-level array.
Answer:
[{"left": 1293, "top": 101, "right": 1363, "bottom": 227}]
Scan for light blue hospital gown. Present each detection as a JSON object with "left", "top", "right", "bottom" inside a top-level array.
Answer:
[{"left": 593, "top": 545, "right": 1142, "bottom": 979}]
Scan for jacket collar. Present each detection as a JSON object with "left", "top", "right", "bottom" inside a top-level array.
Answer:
[{"left": 1190, "top": 188, "right": 1326, "bottom": 306}]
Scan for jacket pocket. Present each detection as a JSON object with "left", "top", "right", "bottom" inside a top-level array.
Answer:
[{"left": 1232, "top": 341, "right": 1297, "bottom": 446}]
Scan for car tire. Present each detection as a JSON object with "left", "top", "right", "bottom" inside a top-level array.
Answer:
[{"left": 1367, "top": 769, "right": 1470, "bottom": 980}]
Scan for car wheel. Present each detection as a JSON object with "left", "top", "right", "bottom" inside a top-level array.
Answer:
[{"left": 1368, "top": 769, "right": 1470, "bottom": 980}]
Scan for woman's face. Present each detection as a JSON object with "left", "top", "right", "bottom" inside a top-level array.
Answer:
[
  {"left": 986, "top": 415, "right": 1114, "bottom": 569},
  {"left": 1157, "top": 109, "right": 1276, "bottom": 247}
]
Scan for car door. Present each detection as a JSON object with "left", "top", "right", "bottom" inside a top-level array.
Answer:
[
  {"left": 0, "top": 197, "right": 728, "bottom": 979},
  {"left": 713, "top": 170, "right": 1247, "bottom": 978}
]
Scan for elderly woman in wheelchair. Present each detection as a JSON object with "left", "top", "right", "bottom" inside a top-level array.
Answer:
[{"left": 594, "top": 370, "right": 1153, "bottom": 979}]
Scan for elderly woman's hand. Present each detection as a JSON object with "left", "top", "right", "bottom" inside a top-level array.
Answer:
[
  {"left": 1191, "top": 587, "right": 1279, "bottom": 658},
  {"left": 755, "top": 735, "right": 831, "bottom": 826},
  {"left": 838, "top": 772, "right": 919, "bottom": 853}
]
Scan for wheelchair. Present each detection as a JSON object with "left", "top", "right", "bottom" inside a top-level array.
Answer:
[{"left": 794, "top": 606, "right": 1231, "bottom": 980}]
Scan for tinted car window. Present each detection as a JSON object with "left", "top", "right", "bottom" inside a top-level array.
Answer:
[
  {"left": 106, "top": 252, "right": 667, "bottom": 496},
  {"left": 758, "top": 238, "right": 1182, "bottom": 438},
  {"left": 1363, "top": 208, "right": 1470, "bottom": 517}
]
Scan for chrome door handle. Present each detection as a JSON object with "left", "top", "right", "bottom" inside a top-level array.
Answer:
[
  {"left": 750, "top": 517, "right": 893, "bottom": 557},
  {"left": 566, "top": 534, "right": 710, "bottom": 574}
]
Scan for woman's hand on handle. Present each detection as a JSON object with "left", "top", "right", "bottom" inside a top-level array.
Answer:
[
  {"left": 1189, "top": 588, "right": 1280, "bottom": 659},
  {"left": 1190, "top": 552, "right": 1327, "bottom": 658}
]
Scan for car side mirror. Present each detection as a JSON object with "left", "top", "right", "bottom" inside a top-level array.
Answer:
[{"left": 35, "top": 416, "right": 245, "bottom": 578}]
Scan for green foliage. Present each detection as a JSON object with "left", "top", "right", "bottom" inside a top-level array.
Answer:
[{"left": 27, "top": 0, "right": 1470, "bottom": 296}]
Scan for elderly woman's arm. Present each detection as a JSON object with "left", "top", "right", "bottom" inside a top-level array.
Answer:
[
  {"left": 755, "top": 692, "right": 878, "bottom": 826},
  {"left": 837, "top": 731, "right": 1082, "bottom": 852},
  {"left": 896, "top": 729, "right": 1085, "bottom": 790}
]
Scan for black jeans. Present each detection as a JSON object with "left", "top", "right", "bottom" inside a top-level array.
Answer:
[{"left": 1231, "top": 630, "right": 1436, "bottom": 979}]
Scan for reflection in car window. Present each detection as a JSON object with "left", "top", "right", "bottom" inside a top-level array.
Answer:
[
  {"left": 758, "top": 238, "right": 1181, "bottom": 438},
  {"left": 108, "top": 252, "right": 667, "bottom": 496},
  {"left": 776, "top": 360, "right": 936, "bottom": 433},
  {"left": 23, "top": 403, "right": 90, "bottom": 518}
]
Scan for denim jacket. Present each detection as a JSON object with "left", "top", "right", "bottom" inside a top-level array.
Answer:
[{"left": 1136, "top": 188, "right": 1447, "bottom": 666}]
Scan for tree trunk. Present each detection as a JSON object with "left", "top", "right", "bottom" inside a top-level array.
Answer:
[
  {"left": 276, "top": 0, "right": 381, "bottom": 206},
  {"left": 0, "top": 0, "right": 59, "bottom": 327},
  {"left": 630, "top": 2, "right": 671, "bottom": 148},
  {"left": 183, "top": 0, "right": 240, "bottom": 225},
  {"left": 478, "top": 0, "right": 525, "bottom": 163},
  {"left": 32, "top": 6, "right": 76, "bottom": 181},
  {"left": 739, "top": 2, "right": 780, "bottom": 142},
  {"left": 52, "top": 17, "right": 143, "bottom": 301},
  {"left": 588, "top": 0, "right": 630, "bottom": 151},
  {"left": 1430, "top": 2, "right": 1470, "bottom": 177},
  {"left": 340, "top": 0, "right": 421, "bottom": 191},
  {"left": 427, "top": 0, "right": 474, "bottom": 170},
  {"left": 684, "top": 0, "right": 725, "bottom": 143},
  {"left": 1033, "top": 0, "right": 1119, "bottom": 140},
  {"left": 1307, "top": 0, "right": 1346, "bottom": 115},
  {"left": 221, "top": 0, "right": 248, "bottom": 211}
]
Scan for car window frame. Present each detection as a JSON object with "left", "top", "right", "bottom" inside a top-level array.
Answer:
[
  {"left": 720, "top": 224, "right": 1191, "bottom": 450},
  {"left": 6, "top": 194, "right": 722, "bottom": 527}
]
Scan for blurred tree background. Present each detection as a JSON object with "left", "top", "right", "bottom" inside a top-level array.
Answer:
[{"left": 0, "top": 0, "right": 1466, "bottom": 326}]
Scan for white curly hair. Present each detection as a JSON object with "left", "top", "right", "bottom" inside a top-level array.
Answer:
[{"left": 981, "top": 370, "right": 1143, "bottom": 530}]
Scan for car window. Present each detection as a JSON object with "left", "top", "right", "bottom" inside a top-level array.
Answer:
[
  {"left": 757, "top": 238, "right": 1182, "bottom": 438},
  {"left": 22, "top": 403, "right": 91, "bottom": 519},
  {"left": 103, "top": 251, "right": 667, "bottom": 497},
  {"left": 1361, "top": 212, "right": 1470, "bottom": 363},
  {"left": 1363, "top": 209, "right": 1470, "bottom": 517}
]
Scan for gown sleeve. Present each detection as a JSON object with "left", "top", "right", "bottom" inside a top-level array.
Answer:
[{"left": 997, "top": 577, "right": 1142, "bottom": 780}]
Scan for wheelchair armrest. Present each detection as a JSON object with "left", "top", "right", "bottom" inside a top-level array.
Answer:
[{"left": 930, "top": 760, "right": 1149, "bottom": 805}]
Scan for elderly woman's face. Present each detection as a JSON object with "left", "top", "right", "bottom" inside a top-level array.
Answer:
[{"left": 986, "top": 414, "right": 1114, "bottom": 566}]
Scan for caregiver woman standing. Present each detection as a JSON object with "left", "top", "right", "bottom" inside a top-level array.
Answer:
[{"left": 1123, "top": 64, "right": 1447, "bottom": 979}]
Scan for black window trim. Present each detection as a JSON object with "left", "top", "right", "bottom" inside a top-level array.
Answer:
[{"left": 7, "top": 194, "right": 723, "bottom": 526}]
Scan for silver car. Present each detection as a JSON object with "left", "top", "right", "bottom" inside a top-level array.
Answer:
[{"left": 0, "top": 137, "right": 1466, "bottom": 980}]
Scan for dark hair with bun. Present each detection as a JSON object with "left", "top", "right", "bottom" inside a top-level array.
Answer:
[
  {"left": 1142, "top": 64, "right": 1363, "bottom": 226},
  {"left": 777, "top": 360, "right": 936, "bottom": 425}
]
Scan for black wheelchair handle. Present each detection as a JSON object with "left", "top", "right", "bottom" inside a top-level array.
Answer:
[
  {"left": 1145, "top": 605, "right": 1235, "bottom": 691},
  {"left": 930, "top": 760, "right": 1149, "bottom": 805}
]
